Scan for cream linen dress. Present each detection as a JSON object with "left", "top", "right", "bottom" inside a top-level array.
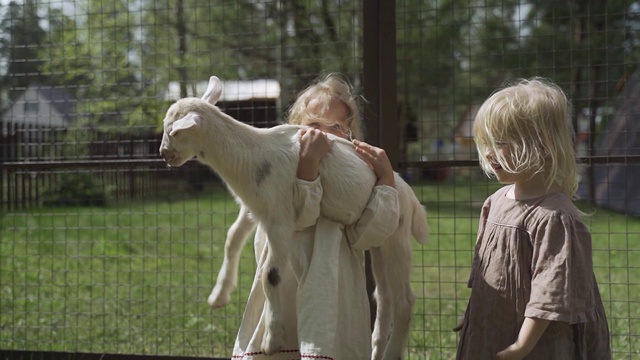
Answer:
[
  {"left": 456, "top": 185, "right": 611, "bottom": 359},
  {"left": 232, "top": 177, "right": 400, "bottom": 360}
]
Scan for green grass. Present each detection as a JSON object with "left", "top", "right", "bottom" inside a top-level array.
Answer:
[
  {"left": 1, "top": 187, "right": 246, "bottom": 356},
  {"left": 1, "top": 178, "right": 639, "bottom": 359}
]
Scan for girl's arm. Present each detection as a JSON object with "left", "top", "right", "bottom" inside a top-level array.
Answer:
[
  {"left": 496, "top": 317, "right": 550, "bottom": 360},
  {"left": 293, "top": 129, "right": 332, "bottom": 229},
  {"left": 345, "top": 140, "right": 399, "bottom": 249}
]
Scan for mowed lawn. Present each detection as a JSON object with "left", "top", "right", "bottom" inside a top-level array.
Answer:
[{"left": 1, "top": 179, "right": 638, "bottom": 359}]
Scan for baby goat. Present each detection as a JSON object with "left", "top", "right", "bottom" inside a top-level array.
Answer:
[{"left": 159, "top": 76, "right": 429, "bottom": 359}]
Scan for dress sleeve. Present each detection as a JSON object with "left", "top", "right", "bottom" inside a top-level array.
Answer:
[
  {"left": 525, "top": 211, "right": 598, "bottom": 324},
  {"left": 293, "top": 177, "right": 323, "bottom": 230},
  {"left": 345, "top": 184, "right": 400, "bottom": 250}
]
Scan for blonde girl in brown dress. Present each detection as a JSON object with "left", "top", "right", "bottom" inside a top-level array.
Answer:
[{"left": 456, "top": 78, "right": 611, "bottom": 359}]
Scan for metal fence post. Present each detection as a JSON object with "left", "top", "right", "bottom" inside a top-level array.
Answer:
[{"left": 362, "top": 0, "right": 398, "bottom": 329}]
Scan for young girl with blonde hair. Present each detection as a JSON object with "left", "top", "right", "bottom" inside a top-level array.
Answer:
[
  {"left": 456, "top": 78, "right": 611, "bottom": 359},
  {"left": 233, "top": 73, "right": 398, "bottom": 360}
]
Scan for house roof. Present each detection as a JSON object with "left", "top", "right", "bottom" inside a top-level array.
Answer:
[
  {"left": 33, "top": 85, "right": 77, "bottom": 122},
  {"left": 2, "top": 84, "right": 78, "bottom": 137},
  {"left": 2, "top": 84, "right": 77, "bottom": 124}
]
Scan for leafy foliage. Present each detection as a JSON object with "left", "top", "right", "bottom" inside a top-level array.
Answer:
[
  {"left": 42, "top": 172, "right": 114, "bottom": 207},
  {"left": 2, "top": 0, "right": 637, "bottom": 137},
  {"left": 0, "top": 0, "right": 46, "bottom": 114}
]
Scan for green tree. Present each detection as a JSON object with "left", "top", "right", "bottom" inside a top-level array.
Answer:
[
  {"left": 41, "top": 0, "right": 158, "bottom": 134},
  {"left": 396, "top": 0, "right": 639, "bottom": 142},
  {"left": 37, "top": 0, "right": 358, "bottom": 133},
  {"left": 0, "top": 0, "right": 46, "bottom": 112},
  {"left": 79, "top": 0, "right": 145, "bottom": 131},
  {"left": 38, "top": 8, "right": 94, "bottom": 99},
  {"left": 520, "top": 1, "right": 633, "bottom": 108},
  {"left": 141, "top": 0, "right": 362, "bottom": 107}
]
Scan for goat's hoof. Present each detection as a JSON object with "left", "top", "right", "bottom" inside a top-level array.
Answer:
[
  {"left": 207, "top": 286, "right": 231, "bottom": 308},
  {"left": 261, "top": 322, "right": 285, "bottom": 355},
  {"left": 371, "top": 348, "right": 383, "bottom": 360}
]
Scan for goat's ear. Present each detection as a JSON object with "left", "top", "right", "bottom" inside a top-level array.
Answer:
[
  {"left": 169, "top": 113, "right": 200, "bottom": 136},
  {"left": 202, "top": 76, "right": 223, "bottom": 105}
]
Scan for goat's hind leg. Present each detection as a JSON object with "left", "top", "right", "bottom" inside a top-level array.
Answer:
[
  {"left": 381, "top": 242, "right": 415, "bottom": 360},
  {"left": 381, "top": 284, "right": 415, "bottom": 360},
  {"left": 371, "top": 247, "right": 393, "bottom": 360},
  {"left": 208, "top": 205, "right": 256, "bottom": 308},
  {"left": 260, "top": 222, "right": 291, "bottom": 355}
]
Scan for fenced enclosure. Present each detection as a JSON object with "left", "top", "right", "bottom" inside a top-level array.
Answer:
[{"left": 1, "top": 0, "right": 639, "bottom": 359}]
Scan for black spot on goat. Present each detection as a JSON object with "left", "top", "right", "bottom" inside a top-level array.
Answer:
[
  {"left": 267, "top": 267, "right": 280, "bottom": 286},
  {"left": 255, "top": 161, "right": 272, "bottom": 186}
]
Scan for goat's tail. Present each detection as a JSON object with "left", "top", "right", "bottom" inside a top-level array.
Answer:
[{"left": 411, "top": 196, "right": 429, "bottom": 245}]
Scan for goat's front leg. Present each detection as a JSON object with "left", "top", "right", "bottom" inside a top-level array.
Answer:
[
  {"left": 260, "top": 222, "right": 292, "bottom": 355},
  {"left": 209, "top": 205, "right": 256, "bottom": 308}
]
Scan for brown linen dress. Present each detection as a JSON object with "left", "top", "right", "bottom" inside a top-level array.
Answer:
[{"left": 456, "top": 185, "right": 611, "bottom": 360}]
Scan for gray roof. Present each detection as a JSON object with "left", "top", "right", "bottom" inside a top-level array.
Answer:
[{"left": 32, "top": 84, "right": 77, "bottom": 122}]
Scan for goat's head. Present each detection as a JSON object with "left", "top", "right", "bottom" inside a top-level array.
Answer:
[{"left": 159, "top": 76, "right": 223, "bottom": 167}]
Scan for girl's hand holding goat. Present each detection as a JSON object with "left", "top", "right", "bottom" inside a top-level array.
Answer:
[{"left": 296, "top": 128, "right": 333, "bottom": 181}]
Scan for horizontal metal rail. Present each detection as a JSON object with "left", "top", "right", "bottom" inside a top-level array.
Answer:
[
  {"left": 0, "top": 158, "right": 168, "bottom": 170},
  {"left": 400, "top": 155, "right": 640, "bottom": 169},
  {"left": 1, "top": 155, "right": 639, "bottom": 171}
]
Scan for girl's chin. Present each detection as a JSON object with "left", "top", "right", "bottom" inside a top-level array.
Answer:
[{"left": 494, "top": 171, "right": 513, "bottom": 184}]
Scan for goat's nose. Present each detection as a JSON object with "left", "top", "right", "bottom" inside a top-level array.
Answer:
[{"left": 160, "top": 148, "right": 171, "bottom": 161}]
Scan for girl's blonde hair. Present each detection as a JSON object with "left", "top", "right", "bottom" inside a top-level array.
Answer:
[
  {"left": 287, "top": 73, "right": 364, "bottom": 140},
  {"left": 473, "top": 77, "right": 579, "bottom": 198}
]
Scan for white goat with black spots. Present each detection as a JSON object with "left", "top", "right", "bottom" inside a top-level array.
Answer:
[{"left": 159, "top": 76, "right": 429, "bottom": 359}]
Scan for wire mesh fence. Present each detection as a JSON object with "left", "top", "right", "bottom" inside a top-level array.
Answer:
[{"left": 1, "top": 0, "right": 638, "bottom": 359}]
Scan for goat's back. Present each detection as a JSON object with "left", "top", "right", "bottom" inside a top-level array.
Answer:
[
  {"left": 319, "top": 136, "right": 377, "bottom": 225},
  {"left": 267, "top": 125, "right": 376, "bottom": 225}
]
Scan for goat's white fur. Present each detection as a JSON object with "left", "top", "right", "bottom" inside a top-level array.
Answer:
[{"left": 159, "top": 76, "right": 429, "bottom": 359}]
